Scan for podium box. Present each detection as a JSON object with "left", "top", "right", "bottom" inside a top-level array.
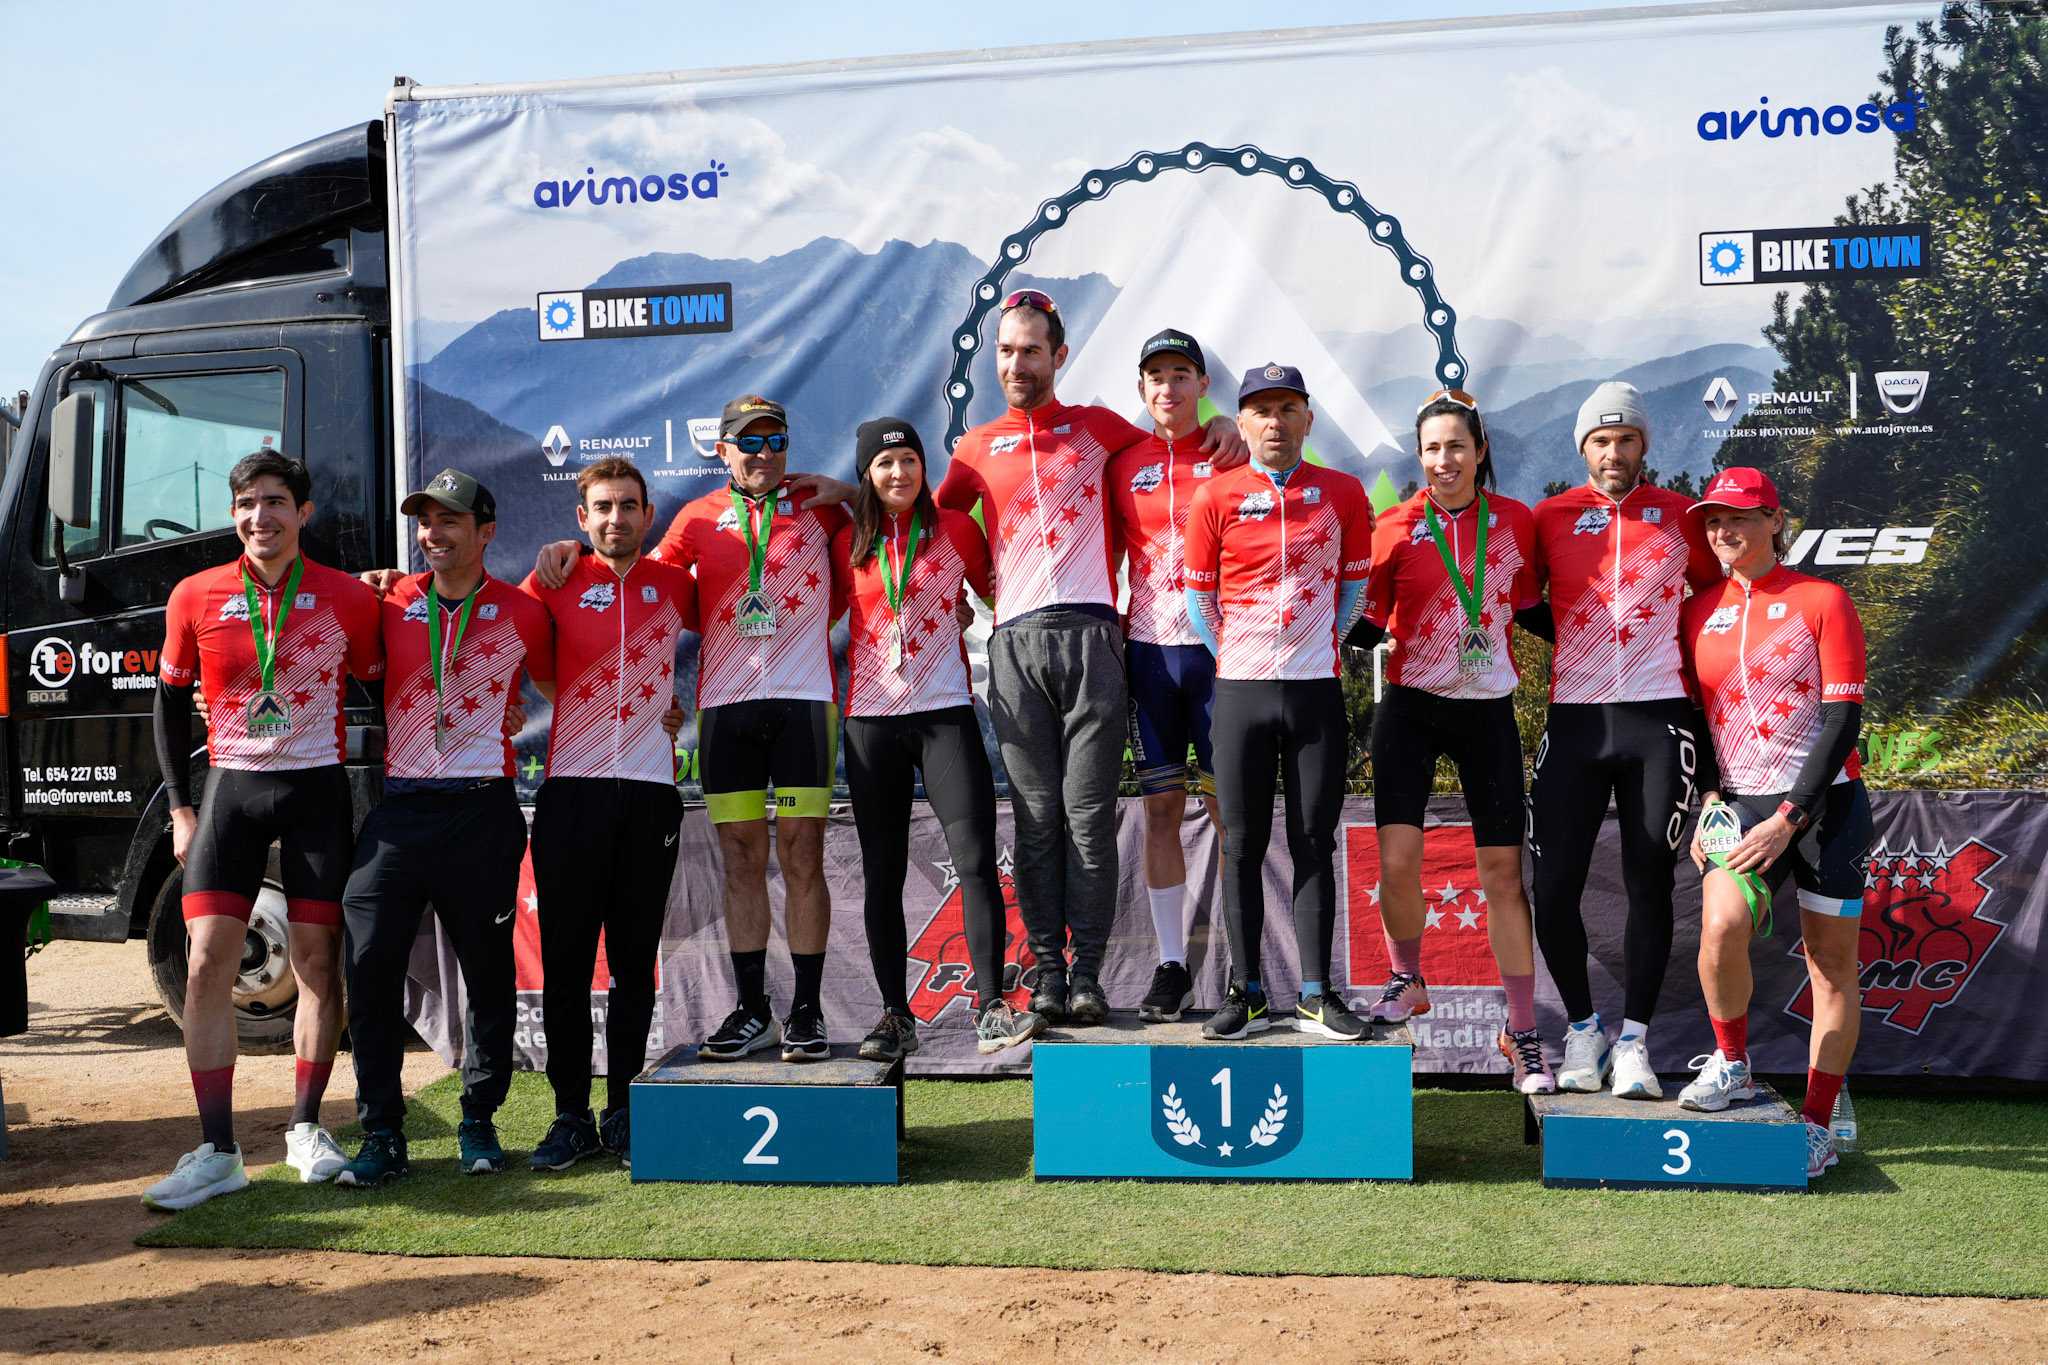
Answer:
[
  {"left": 629, "top": 1043, "right": 903, "bottom": 1184},
  {"left": 1525, "top": 1082, "right": 1809, "bottom": 1191},
  {"left": 1032, "top": 1013, "right": 1414, "bottom": 1181}
]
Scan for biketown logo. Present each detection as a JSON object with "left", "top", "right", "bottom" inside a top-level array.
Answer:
[
  {"left": 1786, "top": 837, "right": 2007, "bottom": 1035},
  {"left": 535, "top": 283, "right": 733, "bottom": 343},
  {"left": 1696, "top": 91, "right": 1925, "bottom": 143},
  {"left": 1700, "top": 223, "right": 1931, "bottom": 286},
  {"left": 1783, "top": 526, "right": 1933, "bottom": 567},
  {"left": 538, "top": 423, "right": 655, "bottom": 481},
  {"left": 27, "top": 636, "right": 160, "bottom": 693},
  {"left": 532, "top": 160, "right": 729, "bottom": 209},
  {"left": 904, "top": 848, "right": 1036, "bottom": 1023}
]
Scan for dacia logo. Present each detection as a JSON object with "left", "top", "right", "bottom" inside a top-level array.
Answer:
[
  {"left": 1573, "top": 508, "right": 1611, "bottom": 536},
  {"left": 1238, "top": 490, "right": 1276, "bottom": 522},
  {"left": 218, "top": 596, "right": 252, "bottom": 622},
  {"left": 579, "top": 583, "right": 616, "bottom": 612},
  {"left": 1130, "top": 462, "right": 1165, "bottom": 494},
  {"left": 1702, "top": 605, "right": 1739, "bottom": 635}
]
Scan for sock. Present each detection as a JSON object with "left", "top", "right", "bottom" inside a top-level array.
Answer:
[
  {"left": 1502, "top": 973, "right": 1536, "bottom": 1033},
  {"left": 1386, "top": 933, "right": 1424, "bottom": 979},
  {"left": 1568, "top": 1012, "right": 1600, "bottom": 1032},
  {"left": 290, "top": 1058, "right": 333, "bottom": 1127},
  {"left": 1622, "top": 1017, "right": 1650, "bottom": 1043},
  {"left": 1147, "top": 884, "right": 1187, "bottom": 965},
  {"left": 730, "top": 949, "right": 768, "bottom": 1011},
  {"left": 1802, "top": 1067, "right": 1846, "bottom": 1128},
  {"left": 191, "top": 1065, "right": 235, "bottom": 1152},
  {"left": 1710, "top": 1014, "right": 1749, "bottom": 1065},
  {"left": 1300, "top": 980, "right": 1323, "bottom": 999},
  {"left": 790, "top": 951, "right": 826, "bottom": 1013}
]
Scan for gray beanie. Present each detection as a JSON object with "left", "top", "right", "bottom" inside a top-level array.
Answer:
[{"left": 1574, "top": 381, "right": 1649, "bottom": 452}]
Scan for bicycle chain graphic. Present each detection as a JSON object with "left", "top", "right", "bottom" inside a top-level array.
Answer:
[{"left": 942, "top": 141, "right": 1469, "bottom": 451}]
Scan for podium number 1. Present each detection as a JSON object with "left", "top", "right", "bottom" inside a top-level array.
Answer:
[
  {"left": 1211, "top": 1068, "right": 1233, "bottom": 1128},
  {"left": 743, "top": 1105, "right": 781, "bottom": 1165},
  {"left": 1661, "top": 1127, "right": 1692, "bottom": 1176}
]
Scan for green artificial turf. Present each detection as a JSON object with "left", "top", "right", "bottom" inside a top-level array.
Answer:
[{"left": 139, "top": 1073, "right": 2048, "bottom": 1297}]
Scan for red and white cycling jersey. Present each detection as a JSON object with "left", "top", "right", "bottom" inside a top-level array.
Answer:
[
  {"left": 831, "top": 508, "right": 990, "bottom": 718},
  {"left": 159, "top": 556, "right": 384, "bottom": 770},
  {"left": 653, "top": 479, "right": 849, "bottom": 709},
  {"left": 935, "top": 401, "right": 1146, "bottom": 625},
  {"left": 382, "top": 573, "right": 554, "bottom": 781},
  {"left": 1533, "top": 482, "right": 1722, "bottom": 705},
  {"left": 1363, "top": 490, "right": 1541, "bottom": 700},
  {"left": 521, "top": 553, "right": 690, "bottom": 784},
  {"left": 1107, "top": 430, "right": 1218, "bottom": 646},
  {"left": 1680, "top": 564, "right": 1866, "bottom": 796},
  {"left": 1183, "top": 462, "right": 1372, "bottom": 681}
]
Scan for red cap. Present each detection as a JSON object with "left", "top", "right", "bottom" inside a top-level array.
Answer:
[{"left": 1689, "top": 466, "right": 1780, "bottom": 523}]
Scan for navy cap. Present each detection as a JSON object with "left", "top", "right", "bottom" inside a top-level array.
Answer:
[
  {"left": 1138, "top": 328, "right": 1206, "bottom": 374},
  {"left": 1237, "top": 362, "right": 1310, "bottom": 406}
]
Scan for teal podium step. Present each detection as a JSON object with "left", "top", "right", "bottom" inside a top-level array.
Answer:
[
  {"left": 1032, "top": 1012, "right": 1414, "bottom": 1181},
  {"left": 1525, "top": 1082, "right": 1809, "bottom": 1191}
]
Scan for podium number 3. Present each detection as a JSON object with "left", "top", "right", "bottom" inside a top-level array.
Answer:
[
  {"left": 1661, "top": 1127, "right": 1692, "bottom": 1176},
  {"left": 743, "top": 1105, "right": 781, "bottom": 1165}
]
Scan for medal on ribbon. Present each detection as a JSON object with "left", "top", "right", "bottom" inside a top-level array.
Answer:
[
  {"left": 1698, "top": 798, "right": 1773, "bottom": 937},
  {"left": 876, "top": 510, "right": 921, "bottom": 673},
  {"left": 427, "top": 582, "right": 477, "bottom": 755},
  {"left": 731, "top": 487, "right": 778, "bottom": 639},
  {"left": 1426, "top": 493, "right": 1493, "bottom": 678},
  {"left": 242, "top": 558, "right": 304, "bottom": 740}
]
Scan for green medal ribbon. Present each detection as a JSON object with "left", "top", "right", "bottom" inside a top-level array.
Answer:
[
  {"left": 732, "top": 486, "right": 776, "bottom": 595},
  {"left": 426, "top": 581, "right": 479, "bottom": 721},
  {"left": 242, "top": 557, "right": 305, "bottom": 695},
  {"left": 1699, "top": 800, "right": 1773, "bottom": 938},
  {"left": 1423, "top": 491, "right": 1488, "bottom": 631},
  {"left": 876, "top": 510, "right": 922, "bottom": 619}
]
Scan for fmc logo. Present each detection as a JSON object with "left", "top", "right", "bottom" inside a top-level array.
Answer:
[{"left": 904, "top": 847, "right": 1038, "bottom": 1023}]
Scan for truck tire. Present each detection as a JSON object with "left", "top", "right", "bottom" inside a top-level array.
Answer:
[{"left": 145, "top": 866, "right": 300, "bottom": 1055}]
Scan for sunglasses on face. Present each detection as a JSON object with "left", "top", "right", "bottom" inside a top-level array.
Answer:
[
  {"left": 1416, "top": 387, "right": 1481, "bottom": 416},
  {"left": 728, "top": 432, "right": 789, "bottom": 454},
  {"left": 1001, "top": 288, "right": 1059, "bottom": 314}
]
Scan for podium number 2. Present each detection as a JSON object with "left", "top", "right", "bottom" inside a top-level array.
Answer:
[
  {"left": 743, "top": 1105, "right": 780, "bottom": 1165},
  {"left": 1661, "top": 1127, "right": 1692, "bottom": 1176}
]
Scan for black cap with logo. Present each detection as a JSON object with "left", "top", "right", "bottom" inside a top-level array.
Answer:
[
  {"left": 855, "top": 417, "right": 925, "bottom": 475},
  {"left": 1237, "top": 362, "right": 1310, "bottom": 406},
  {"left": 1138, "top": 328, "right": 1206, "bottom": 374},
  {"left": 720, "top": 395, "right": 789, "bottom": 440},
  {"left": 400, "top": 467, "right": 497, "bottom": 523}
]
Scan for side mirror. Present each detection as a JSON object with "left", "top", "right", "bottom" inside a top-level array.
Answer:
[{"left": 50, "top": 391, "right": 95, "bottom": 528}]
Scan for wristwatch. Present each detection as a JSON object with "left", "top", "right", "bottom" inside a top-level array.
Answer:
[{"left": 1776, "top": 800, "right": 1809, "bottom": 830}]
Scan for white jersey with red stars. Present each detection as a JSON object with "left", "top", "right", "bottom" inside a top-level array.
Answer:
[
  {"left": 1534, "top": 482, "right": 1723, "bottom": 705},
  {"left": 1681, "top": 564, "right": 1866, "bottom": 796},
  {"left": 935, "top": 401, "right": 1146, "bottom": 626},
  {"left": 382, "top": 573, "right": 554, "bottom": 781},
  {"left": 159, "top": 556, "right": 384, "bottom": 771},
  {"left": 1107, "top": 430, "right": 1217, "bottom": 646},
  {"left": 1183, "top": 462, "right": 1372, "bottom": 682},
  {"left": 653, "top": 479, "right": 848, "bottom": 709},
  {"left": 521, "top": 553, "right": 690, "bottom": 785},
  {"left": 1363, "top": 490, "right": 1541, "bottom": 701},
  {"left": 831, "top": 508, "right": 991, "bottom": 718}
]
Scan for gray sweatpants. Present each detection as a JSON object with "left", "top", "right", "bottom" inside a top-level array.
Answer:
[{"left": 987, "top": 611, "right": 1127, "bottom": 980}]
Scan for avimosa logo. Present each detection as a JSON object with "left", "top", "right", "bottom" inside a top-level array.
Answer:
[
  {"left": 532, "top": 161, "right": 729, "bottom": 209},
  {"left": 1696, "top": 92, "right": 1925, "bottom": 142}
]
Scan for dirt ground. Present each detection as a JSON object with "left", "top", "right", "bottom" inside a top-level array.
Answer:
[{"left": 2, "top": 941, "right": 2041, "bottom": 1364}]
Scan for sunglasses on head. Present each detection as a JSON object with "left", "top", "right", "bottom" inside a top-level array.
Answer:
[
  {"left": 1416, "top": 387, "right": 1481, "bottom": 416},
  {"left": 1001, "top": 288, "right": 1059, "bottom": 314},
  {"left": 728, "top": 432, "right": 788, "bottom": 454}
]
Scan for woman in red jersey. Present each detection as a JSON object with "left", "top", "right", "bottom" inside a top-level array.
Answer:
[{"left": 1676, "top": 466, "right": 1871, "bottom": 1181}]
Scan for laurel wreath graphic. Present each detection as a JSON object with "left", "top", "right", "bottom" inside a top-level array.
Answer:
[
  {"left": 1160, "top": 1083, "right": 1204, "bottom": 1147},
  {"left": 1247, "top": 1084, "right": 1290, "bottom": 1147}
]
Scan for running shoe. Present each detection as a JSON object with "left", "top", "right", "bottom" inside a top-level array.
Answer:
[
  {"left": 1366, "top": 971, "right": 1431, "bottom": 1023},
  {"left": 142, "top": 1142, "right": 248, "bottom": 1211},
  {"left": 858, "top": 1010, "right": 919, "bottom": 1063},
  {"left": 1138, "top": 961, "right": 1194, "bottom": 1023},
  {"left": 1804, "top": 1120, "right": 1840, "bottom": 1179},
  {"left": 1499, "top": 1027, "right": 1557, "bottom": 1095},
  {"left": 975, "top": 999, "right": 1047, "bottom": 1054},
  {"left": 1557, "top": 1017, "right": 1612, "bottom": 1093},
  {"left": 1202, "top": 983, "right": 1271, "bottom": 1040},
  {"left": 700, "top": 1001, "right": 778, "bottom": 1061},
  {"left": 529, "top": 1110, "right": 601, "bottom": 1172},
  {"left": 1066, "top": 973, "right": 1109, "bottom": 1026},
  {"left": 1295, "top": 989, "right": 1369, "bottom": 1041},
  {"left": 285, "top": 1122, "right": 349, "bottom": 1183},
  {"left": 1609, "top": 1033, "right": 1664, "bottom": 1100},
  {"left": 335, "top": 1130, "right": 410, "bottom": 1188},
  {"left": 599, "top": 1107, "right": 631, "bottom": 1169},
  {"left": 1678, "top": 1050, "right": 1756, "bottom": 1112},
  {"left": 781, "top": 1002, "right": 830, "bottom": 1062},
  {"left": 458, "top": 1117, "right": 507, "bottom": 1174},
  {"left": 1030, "top": 969, "right": 1069, "bottom": 1023}
]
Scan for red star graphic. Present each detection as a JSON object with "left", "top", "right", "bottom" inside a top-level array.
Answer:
[
  {"left": 1058, "top": 505, "right": 1082, "bottom": 525},
  {"left": 1749, "top": 663, "right": 1771, "bottom": 684},
  {"left": 577, "top": 681, "right": 597, "bottom": 701},
  {"left": 625, "top": 643, "right": 646, "bottom": 665},
  {"left": 905, "top": 637, "right": 922, "bottom": 657},
  {"left": 920, "top": 616, "right": 940, "bottom": 635},
  {"left": 1574, "top": 608, "right": 1595, "bottom": 629},
  {"left": 477, "top": 639, "right": 501, "bottom": 659},
  {"left": 1479, "top": 610, "right": 1495, "bottom": 628},
  {"left": 619, "top": 702, "right": 636, "bottom": 721},
  {"left": 1773, "top": 637, "right": 1798, "bottom": 660},
  {"left": 1726, "top": 687, "right": 1746, "bottom": 707},
  {"left": 659, "top": 661, "right": 673, "bottom": 679},
  {"left": 781, "top": 592, "right": 803, "bottom": 613},
  {"left": 1014, "top": 496, "right": 1038, "bottom": 518},
  {"left": 448, "top": 655, "right": 467, "bottom": 675},
  {"left": 719, "top": 603, "right": 737, "bottom": 624},
  {"left": 1046, "top": 530, "right": 1062, "bottom": 548},
  {"left": 599, "top": 664, "right": 620, "bottom": 686},
  {"left": 1791, "top": 678, "right": 1813, "bottom": 695},
  {"left": 1634, "top": 604, "right": 1656, "bottom": 623},
  {"left": 1645, "top": 542, "right": 1673, "bottom": 563},
  {"left": 1617, "top": 625, "right": 1633, "bottom": 646},
  {"left": 318, "top": 667, "right": 335, "bottom": 685},
  {"left": 1418, "top": 620, "right": 1438, "bottom": 640},
  {"left": 290, "top": 689, "right": 314, "bottom": 707},
  {"left": 1755, "top": 721, "right": 1775, "bottom": 740},
  {"left": 1080, "top": 484, "right": 1097, "bottom": 501},
  {"left": 1772, "top": 698, "right": 1796, "bottom": 718},
  {"left": 1620, "top": 566, "right": 1643, "bottom": 588},
  {"left": 638, "top": 682, "right": 657, "bottom": 701},
  {"left": 1660, "top": 585, "right": 1678, "bottom": 602},
  {"left": 489, "top": 679, "right": 506, "bottom": 695},
  {"left": 458, "top": 695, "right": 481, "bottom": 714}
]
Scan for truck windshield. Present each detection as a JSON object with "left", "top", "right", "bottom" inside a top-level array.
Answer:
[{"left": 116, "top": 370, "right": 284, "bottom": 549}]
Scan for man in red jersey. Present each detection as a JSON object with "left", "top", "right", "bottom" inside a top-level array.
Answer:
[
  {"left": 336, "top": 468, "right": 554, "bottom": 1186},
  {"left": 1527, "top": 382, "right": 1724, "bottom": 1100},
  {"left": 143, "top": 451, "right": 384, "bottom": 1211}
]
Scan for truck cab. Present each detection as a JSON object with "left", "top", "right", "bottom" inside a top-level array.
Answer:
[{"left": 3, "top": 122, "right": 393, "bottom": 1047}]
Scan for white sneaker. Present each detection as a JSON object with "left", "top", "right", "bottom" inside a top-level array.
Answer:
[
  {"left": 142, "top": 1142, "right": 248, "bottom": 1211},
  {"left": 1677, "top": 1050, "right": 1756, "bottom": 1112},
  {"left": 1609, "top": 1034, "right": 1664, "bottom": 1099},
  {"left": 285, "top": 1122, "right": 348, "bottom": 1183},
  {"left": 1804, "top": 1121, "right": 1840, "bottom": 1179},
  {"left": 1557, "top": 1018, "right": 1611, "bottom": 1093}
]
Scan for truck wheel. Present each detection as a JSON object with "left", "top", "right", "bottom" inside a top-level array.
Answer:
[{"left": 145, "top": 868, "right": 300, "bottom": 1055}]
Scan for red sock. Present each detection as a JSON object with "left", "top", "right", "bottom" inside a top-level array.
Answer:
[
  {"left": 292, "top": 1058, "right": 334, "bottom": 1127},
  {"left": 1803, "top": 1067, "right": 1846, "bottom": 1128},
  {"left": 1501, "top": 973, "right": 1537, "bottom": 1033},
  {"left": 1710, "top": 1015, "right": 1748, "bottom": 1064},
  {"left": 191, "top": 1065, "right": 235, "bottom": 1151},
  {"left": 1386, "top": 934, "right": 1424, "bottom": 978}
]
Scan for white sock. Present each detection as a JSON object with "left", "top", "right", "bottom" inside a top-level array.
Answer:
[
  {"left": 1622, "top": 1017, "right": 1650, "bottom": 1043},
  {"left": 1148, "top": 884, "right": 1187, "bottom": 965}
]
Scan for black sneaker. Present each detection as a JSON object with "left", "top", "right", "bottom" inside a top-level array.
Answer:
[
  {"left": 1202, "top": 982, "right": 1271, "bottom": 1040},
  {"left": 457, "top": 1117, "right": 506, "bottom": 1175},
  {"left": 529, "top": 1110, "right": 602, "bottom": 1172},
  {"left": 1030, "top": 969, "right": 1069, "bottom": 1023},
  {"left": 1295, "top": 989, "right": 1369, "bottom": 1041},
  {"left": 1138, "top": 961, "right": 1194, "bottom": 1022},
  {"left": 1066, "top": 973, "right": 1108, "bottom": 1025},
  {"left": 781, "top": 1002, "right": 830, "bottom": 1062},
  {"left": 700, "top": 1001, "right": 778, "bottom": 1060},
  {"left": 334, "top": 1129, "right": 409, "bottom": 1187},
  {"left": 598, "top": 1107, "right": 631, "bottom": 1168},
  {"left": 858, "top": 1010, "right": 919, "bottom": 1063},
  {"left": 975, "top": 999, "right": 1047, "bottom": 1054}
]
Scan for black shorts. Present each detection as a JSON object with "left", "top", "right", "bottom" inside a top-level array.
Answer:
[
  {"left": 1126, "top": 640, "right": 1216, "bottom": 796},
  {"left": 181, "top": 765, "right": 354, "bottom": 925},
  {"left": 698, "top": 698, "right": 837, "bottom": 823},
  {"left": 1370, "top": 685, "right": 1525, "bottom": 847},
  {"left": 1723, "top": 781, "right": 1873, "bottom": 917}
]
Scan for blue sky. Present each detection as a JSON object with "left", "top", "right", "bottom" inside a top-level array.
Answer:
[{"left": 0, "top": 0, "right": 1695, "bottom": 399}]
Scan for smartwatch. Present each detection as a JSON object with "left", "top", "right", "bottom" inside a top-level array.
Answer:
[{"left": 1776, "top": 800, "right": 1809, "bottom": 831}]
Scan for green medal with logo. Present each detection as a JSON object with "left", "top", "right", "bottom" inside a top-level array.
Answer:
[
  {"left": 732, "top": 488, "right": 777, "bottom": 639},
  {"left": 427, "top": 583, "right": 477, "bottom": 754},
  {"left": 1425, "top": 493, "right": 1492, "bottom": 677},
  {"left": 1698, "top": 798, "right": 1773, "bottom": 937},
  {"left": 876, "top": 511, "right": 922, "bottom": 672},
  {"left": 242, "top": 558, "right": 305, "bottom": 740}
]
